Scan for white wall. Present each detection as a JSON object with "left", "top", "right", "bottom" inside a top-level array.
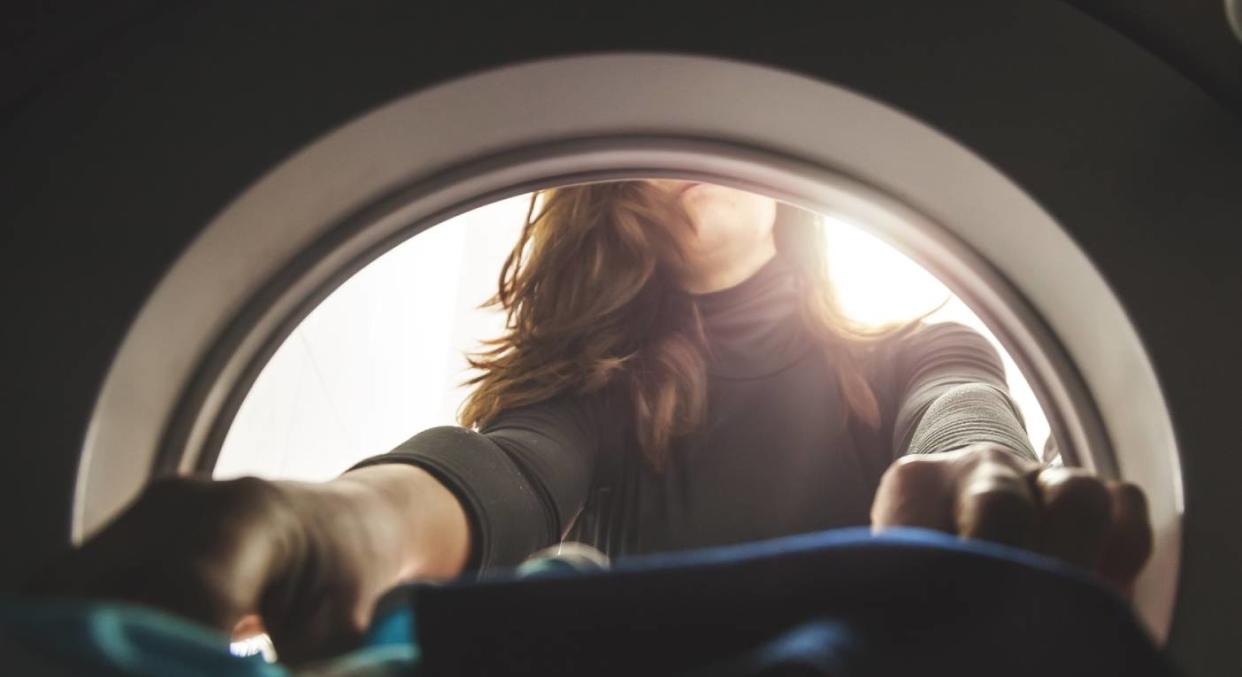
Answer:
[{"left": 215, "top": 194, "right": 1050, "bottom": 481}]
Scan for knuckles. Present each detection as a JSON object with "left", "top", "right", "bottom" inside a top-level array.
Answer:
[
  {"left": 880, "top": 454, "right": 944, "bottom": 495},
  {"left": 1101, "top": 481, "right": 1155, "bottom": 569},
  {"left": 871, "top": 455, "right": 949, "bottom": 528},
  {"left": 1110, "top": 481, "right": 1149, "bottom": 515},
  {"left": 959, "top": 484, "right": 1038, "bottom": 541},
  {"left": 875, "top": 445, "right": 1155, "bottom": 590},
  {"left": 137, "top": 475, "right": 287, "bottom": 530},
  {"left": 1038, "top": 470, "right": 1111, "bottom": 522}
]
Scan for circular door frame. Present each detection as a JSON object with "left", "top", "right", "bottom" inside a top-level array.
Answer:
[{"left": 73, "top": 53, "right": 1183, "bottom": 641}]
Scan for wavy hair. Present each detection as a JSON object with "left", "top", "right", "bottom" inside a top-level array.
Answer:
[{"left": 459, "top": 181, "right": 924, "bottom": 471}]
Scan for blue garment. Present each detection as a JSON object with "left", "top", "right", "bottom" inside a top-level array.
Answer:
[
  {"left": 401, "top": 528, "right": 1172, "bottom": 676},
  {"left": 1, "top": 529, "right": 1172, "bottom": 676}
]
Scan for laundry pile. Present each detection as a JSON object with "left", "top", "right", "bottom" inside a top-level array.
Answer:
[{"left": 0, "top": 528, "right": 1171, "bottom": 676}]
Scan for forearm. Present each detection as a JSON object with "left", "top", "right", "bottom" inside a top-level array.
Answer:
[
  {"left": 291, "top": 464, "right": 471, "bottom": 584},
  {"left": 887, "top": 323, "right": 1038, "bottom": 462},
  {"left": 351, "top": 424, "right": 592, "bottom": 572},
  {"left": 903, "top": 382, "right": 1038, "bottom": 461}
]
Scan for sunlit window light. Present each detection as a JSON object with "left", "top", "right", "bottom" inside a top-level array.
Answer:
[{"left": 216, "top": 192, "right": 1053, "bottom": 482}]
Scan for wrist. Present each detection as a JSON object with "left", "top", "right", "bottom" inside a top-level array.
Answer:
[{"left": 332, "top": 464, "right": 471, "bottom": 580}]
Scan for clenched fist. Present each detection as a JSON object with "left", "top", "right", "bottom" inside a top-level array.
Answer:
[{"left": 871, "top": 444, "right": 1153, "bottom": 596}]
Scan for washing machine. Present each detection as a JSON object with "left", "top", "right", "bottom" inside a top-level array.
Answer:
[{"left": 2, "top": 1, "right": 1240, "bottom": 674}]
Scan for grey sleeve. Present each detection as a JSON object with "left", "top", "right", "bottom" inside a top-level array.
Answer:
[
  {"left": 349, "top": 394, "right": 600, "bottom": 573},
  {"left": 889, "top": 322, "right": 1039, "bottom": 462}
]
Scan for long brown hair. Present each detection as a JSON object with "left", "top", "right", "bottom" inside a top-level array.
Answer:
[{"left": 459, "top": 180, "right": 923, "bottom": 471}]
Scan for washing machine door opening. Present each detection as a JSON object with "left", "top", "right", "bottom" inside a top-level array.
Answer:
[
  {"left": 71, "top": 54, "right": 1183, "bottom": 642},
  {"left": 210, "top": 176, "right": 1061, "bottom": 485}
]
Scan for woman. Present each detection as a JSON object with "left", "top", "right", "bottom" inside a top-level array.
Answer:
[{"left": 37, "top": 180, "right": 1153, "bottom": 663}]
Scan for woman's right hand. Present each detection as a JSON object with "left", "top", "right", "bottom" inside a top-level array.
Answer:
[{"left": 25, "top": 474, "right": 414, "bottom": 664}]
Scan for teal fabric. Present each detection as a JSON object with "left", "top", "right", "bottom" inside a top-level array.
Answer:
[
  {"left": 0, "top": 532, "right": 1169, "bottom": 676},
  {"left": 0, "top": 597, "right": 422, "bottom": 676},
  {"left": 0, "top": 548, "right": 587, "bottom": 675},
  {"left": 0, "top": 598, "right": 286, "bottom": 676}
]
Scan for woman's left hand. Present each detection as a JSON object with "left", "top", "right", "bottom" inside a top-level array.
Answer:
[{"left": 870, "top": 443, "right": 1153, "bottom": 597}]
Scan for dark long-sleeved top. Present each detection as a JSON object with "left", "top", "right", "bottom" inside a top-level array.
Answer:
[{"left": 352, "top": 256, "right": 1037, "bottom": 573}]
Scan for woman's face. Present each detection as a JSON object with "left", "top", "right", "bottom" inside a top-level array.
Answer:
[{"left": 645, "top": 179, "right": 779, "bottom": 293}]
